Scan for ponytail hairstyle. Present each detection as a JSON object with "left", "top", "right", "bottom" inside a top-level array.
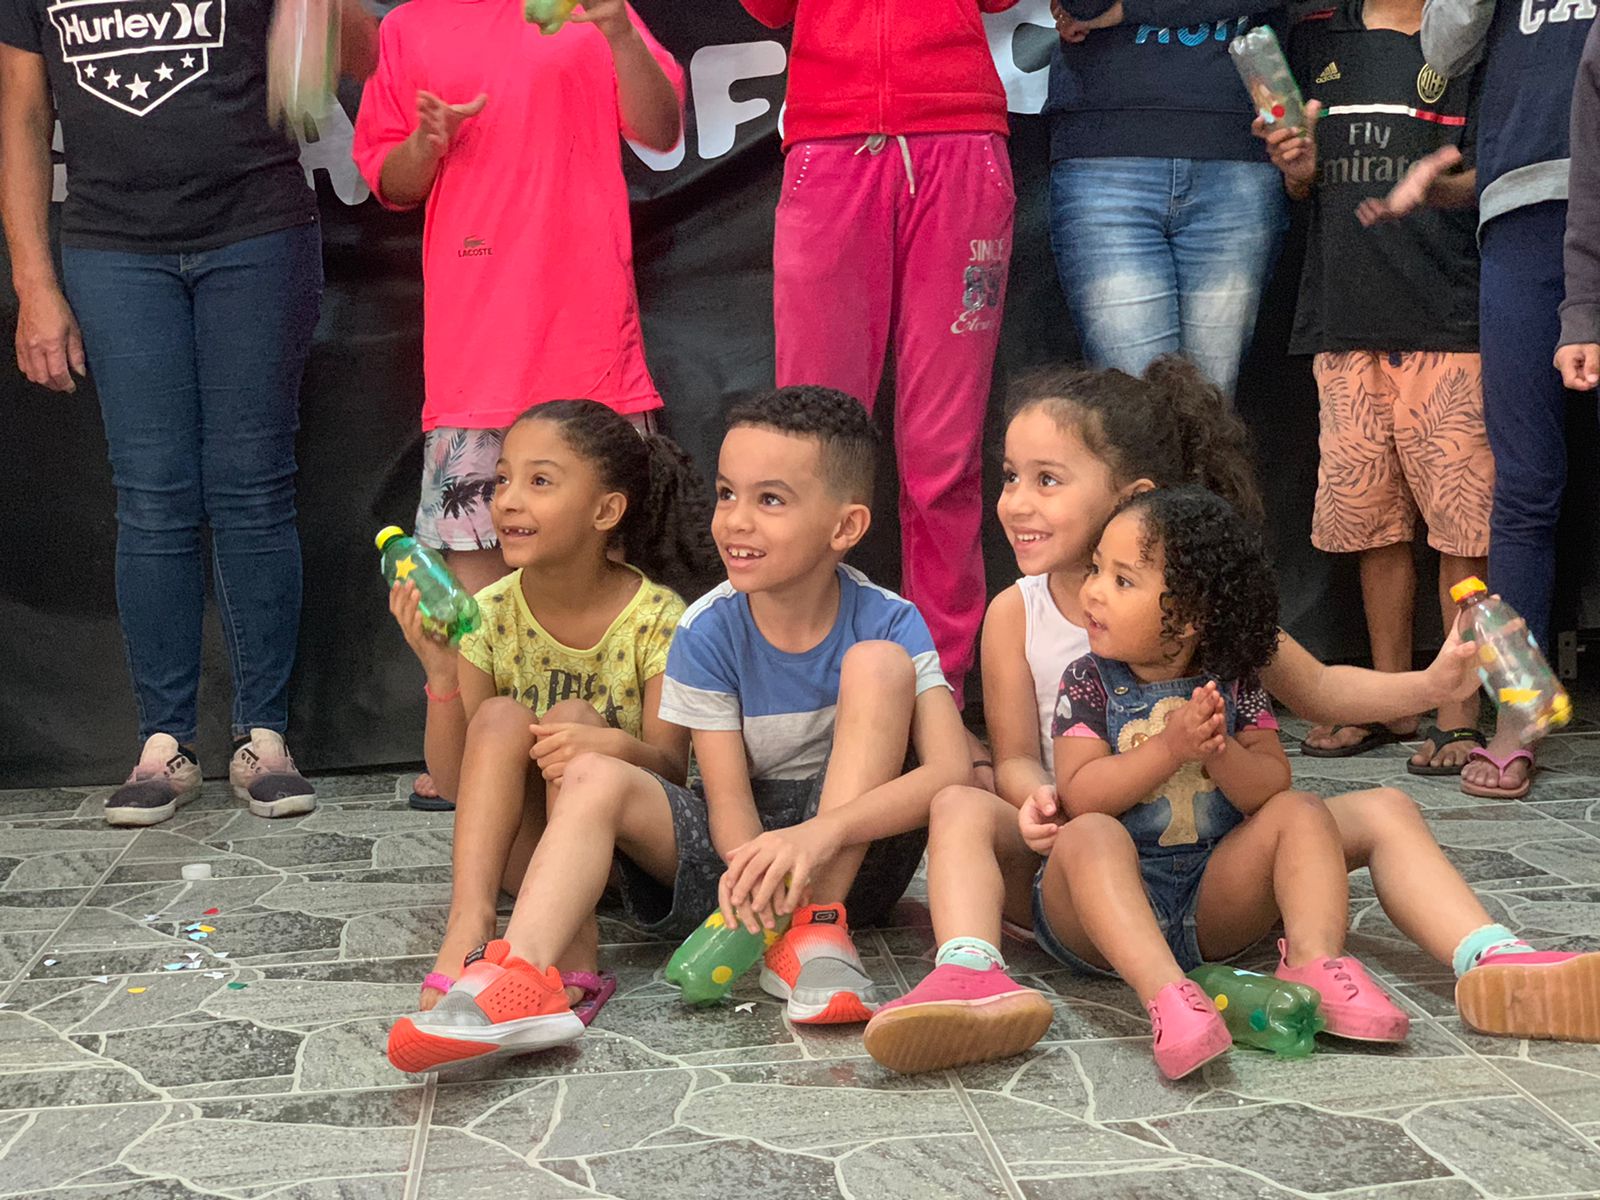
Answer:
[
  {"left": 1007, "top": 355, "right": 1264, "bottom": 525},
  {"left": 1115, "top": 486, "right": 1280, "bottom": 682},
  {"left": 512, "top": 400, "right": 722, "bottom": 599}
]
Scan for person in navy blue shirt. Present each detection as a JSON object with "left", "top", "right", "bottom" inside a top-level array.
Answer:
[{"left": 1419, "top": 0, "right": 1595, "bottom": 800}]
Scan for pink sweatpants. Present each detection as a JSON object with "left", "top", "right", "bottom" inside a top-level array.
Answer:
[{"left": 773, "top": 131, "right": 1016, "bottom": 704}]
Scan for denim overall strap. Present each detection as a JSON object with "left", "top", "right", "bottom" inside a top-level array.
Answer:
[{"left": 1091, "top": 655, "right": 1243, "bottom": 849}]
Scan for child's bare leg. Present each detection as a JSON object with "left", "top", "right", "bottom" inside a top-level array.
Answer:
[
  {"left": 1326, "top": 787, "right": 1495, "bottom": 966},
  {"left": 1413, "top": 554, "right": 1489, "bottom": 771},
  {"left": 499, "top": 699, "right": 611, "bottom": 893},
  {"left": 1192, "top": 790, "right": 1348, "bottom": 964},
  {"left": 503, "top": 753, "right": 679, "bottom": 971},
  {"left": 1043, "top": 814, "right": 1185, "bottom": 1003},
  {"left": 1308, "top": 543, "right": 1418, "bottom": 750},
  {"left": 806, "top": 641, "right": 918, "bottom": 906},
  {"left": 862, "top": 787, "right": 1052, "bottom": 1074},
  {"left": 926, "top": 786, "right": 1037, "bottom": 948},
  {"left": 1197, "top": 790, "right": 1410, "bottom": 1042},
  {"left": 425, "top": 698, "right": 543, "bottom": 1009}
]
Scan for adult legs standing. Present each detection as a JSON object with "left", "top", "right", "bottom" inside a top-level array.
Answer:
[{"left": 1467, "top": 200, "right": 1575, "bottom": 797}]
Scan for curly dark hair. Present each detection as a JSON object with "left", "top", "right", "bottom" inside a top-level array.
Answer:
[
  {"left": 1008, "top": 356, "right": 1264, "bottom": 525},
  {"left": 1115, "top": 486, "right": 1280, "bottom": 682},
  {"left": 726, "top": 385, "right": 879, "bottom": 502},
  {"left": 513, "top": 400, "right": 723, "bottom": 599}
]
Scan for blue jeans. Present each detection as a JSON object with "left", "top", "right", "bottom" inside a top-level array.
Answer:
[
  {"left": 1480, "top": 201, "right": 1574, "bottom": 651},
  {"left": 1048, "top": 157, "right": 1288, "bottom": 397},
  {"left": 62, "top": 223, "right": 323, "bottom": 745}
]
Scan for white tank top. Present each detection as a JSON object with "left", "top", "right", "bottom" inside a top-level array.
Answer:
[{"left": 1019, "top": 574, "right": 1091, "bottom": 779}]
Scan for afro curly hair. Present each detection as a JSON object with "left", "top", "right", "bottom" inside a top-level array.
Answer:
[
  {"left": 1114, "top": 486, "right": 1280, "bottom": 683},
  {"left": 725, "top": 385, "right": 879, "bottom": 503}
]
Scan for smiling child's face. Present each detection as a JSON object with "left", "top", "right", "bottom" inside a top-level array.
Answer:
[{"left": 711, "top": 425, "right": 856, "bottom": 594}]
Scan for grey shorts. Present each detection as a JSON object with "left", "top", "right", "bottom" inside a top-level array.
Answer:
[{"left": 613, "top": 771, "right": 928, "bottom": 942}]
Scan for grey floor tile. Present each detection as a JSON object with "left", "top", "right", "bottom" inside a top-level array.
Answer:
[
  {"left": 1403, "top": 1095, "right": 1600, "bottom": 1197},
  {"left": 4, "top": 767, "right": 1599, "bottom": 1198}
]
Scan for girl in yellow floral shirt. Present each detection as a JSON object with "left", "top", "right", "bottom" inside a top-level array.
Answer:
[{"left": 389, "top": 400, "right": 720, "bottom": 1017}]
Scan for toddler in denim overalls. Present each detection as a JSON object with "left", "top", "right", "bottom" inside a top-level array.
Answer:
[{"left": 1033, "top": 653, "right": 1253, "bottom": 976}]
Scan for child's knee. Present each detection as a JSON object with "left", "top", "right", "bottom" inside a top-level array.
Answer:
[
  {"left": 840, "top": 640, "right": 915, "bottom": 692},
  {"left": 929, "top": 784, "right": 990, "bottom": 833},
  {"left": 1050, "top": 812, "right": 1128, "bottom": 871},
  {"left": 468, "top": 696, "right": 536, "bottom": 744},
  {"left": 548, "top": 751, "right": 630, "bottom": 819},
  {"left": 545, "top": 697, "right": 602, "bottom": 726},
  {"left": 1262, "top": 789, "right": 1339, "bottom": 834},
  {"left": 1356, "top": 786, "right": 1422, "bottom": 827}
]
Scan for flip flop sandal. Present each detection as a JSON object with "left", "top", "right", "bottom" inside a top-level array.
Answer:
[
  {"left": 1299, "top": 723, "right": 1403, "bottom": 758},
  {"left": 420, "top": 971, "right": 455, "bottom": 1005},
  {"left": 562, "top": 970, "right": 619, "bottom": 1027},
  {"left": 408, "top": 788, "right": 456, "bottom": 813},
  {"left": 1460, "top": 748, "right": 1536, "bottom": 800},
  {"left": 1406, "top": 725, "right": 1488, "bottom": 777}
]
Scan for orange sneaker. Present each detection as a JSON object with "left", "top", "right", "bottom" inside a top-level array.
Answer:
[
  {"left": 387, "top": 940, "right": 583, "bottom": 1073},
  {"left": 760, "top": 903, "right": 879, "bottom": 1025}
]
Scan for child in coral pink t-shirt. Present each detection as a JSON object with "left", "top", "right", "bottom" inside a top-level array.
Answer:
[{"left": 353, "top": 0, "right": 683, "bottom": 593}]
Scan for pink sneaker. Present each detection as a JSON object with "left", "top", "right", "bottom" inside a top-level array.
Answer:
[
  {"left": 1274, "top": 940, "right": 1409, "bottom": 1043},
  {"left": 863, "top": 964, "right": 1055, "bottom": 1075},
  {"left": 1457, "top": 949, "right": 1600, "bottom": 1042},
  {"left": 1147, "top": 980, "right": 1231, "bottom": 1080}
]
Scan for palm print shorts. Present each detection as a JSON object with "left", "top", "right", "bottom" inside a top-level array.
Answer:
[
  {"left": 415, "top": 413, "right": 656, "bottom": 551},
  {"left": 1310, "top": 351, "right": 1493, "bottom": 558},
  {"left": 416, "top": 427, "right": 506, "bottom": 551}
]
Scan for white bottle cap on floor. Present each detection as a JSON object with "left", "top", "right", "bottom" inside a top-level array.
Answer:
[{"left": 181, "top": 863, "right": 214, "bottom": 880}]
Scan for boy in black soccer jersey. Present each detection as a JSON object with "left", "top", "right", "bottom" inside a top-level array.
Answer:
[{"left": 1255, "top": 0, "right": 1494, "bottom": 780}]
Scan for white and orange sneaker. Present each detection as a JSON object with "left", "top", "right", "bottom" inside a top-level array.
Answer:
[
  {"left": 387, "top": 940, "right": 583, "bottom": 1073},
  {"left": 760, "top": 903, "right": 879, "bottom": 1025}
]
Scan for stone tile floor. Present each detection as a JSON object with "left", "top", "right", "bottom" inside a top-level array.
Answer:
[{"left": 4, "top": 735, "right": 1600, "bottom": 1198}]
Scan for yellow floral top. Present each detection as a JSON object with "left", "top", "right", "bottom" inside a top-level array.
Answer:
[{"left": 458, "top": 567, "right": 684, "bottom": 737}]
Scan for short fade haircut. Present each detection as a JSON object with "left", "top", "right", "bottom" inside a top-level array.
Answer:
[{"left": 725, "top": 385, "right": 878, "bottom": 503}]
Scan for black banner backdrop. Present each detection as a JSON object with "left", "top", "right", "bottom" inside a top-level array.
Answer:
[{"left": 4, "top": 0, "right": 1598, "bottom": 786}]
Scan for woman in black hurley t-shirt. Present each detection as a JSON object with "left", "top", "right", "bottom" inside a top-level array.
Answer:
[{"left": 0, "top": 0, "right": 375, "bottom": 825}]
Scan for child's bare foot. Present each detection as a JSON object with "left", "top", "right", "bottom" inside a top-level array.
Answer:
[
  {"left": 421, "top": 912, "right": 497, "bottom": 1011},
  {"left": 408, "top": 772, "right": 455, "bottom": 813},
  {"left": 1301, "top": 720, "right": 1416, "bottom": 757},
  {"left": 1461, "top": 716, "right": 1539, "bottom": 800}
]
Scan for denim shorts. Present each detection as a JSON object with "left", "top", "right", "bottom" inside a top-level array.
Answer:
[{"left": 1031, "top": 843, "right": 1217, "bottom": 977}]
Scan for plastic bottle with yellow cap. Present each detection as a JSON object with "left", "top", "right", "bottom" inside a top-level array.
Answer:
[
  {"left": 1450, "top": 577, "right": 1572, "bottom": 741},
  {"left": 1187, "top": 964, "right": 1325, "bottom": 1057},
  {"left": 666, "top": 909, "right": 792, "bottom": 1005},
  {"left": 375, "top": 527, "right": 481, "bottom": 645}
]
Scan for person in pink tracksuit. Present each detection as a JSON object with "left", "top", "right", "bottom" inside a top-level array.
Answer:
[{"left": 742, "top": 0, "right": 1019, "bottom": 708}]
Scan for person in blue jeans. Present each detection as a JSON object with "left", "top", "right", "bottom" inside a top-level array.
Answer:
[
  {"left": 1046, "top": 0, "right": 1289, "bottom": 396},
  {"left": 1419, "top": 0, "right": 1595, "bottom": 799},
  {"left": 0, "top": 0, "right": 376, "bottom": 825}
]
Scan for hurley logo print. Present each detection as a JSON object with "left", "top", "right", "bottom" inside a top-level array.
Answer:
[
  {"left": 48, "top": 0, "right": 225, "bottom": 116},
  {"left": 1316, "top": 61, "right": 1341, "bottom": 84}
]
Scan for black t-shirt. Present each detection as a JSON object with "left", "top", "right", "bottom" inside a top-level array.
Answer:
[
  {"left": 0, "top": 0, "right": 316, "bottom": 252},
  {"left": 1287, "top": 1, "right": 1481, "bottom": 355}
]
